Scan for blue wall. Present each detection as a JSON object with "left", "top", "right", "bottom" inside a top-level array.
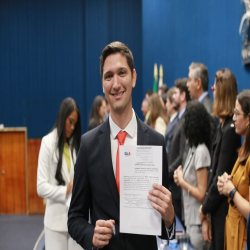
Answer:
[
  {"left": 1, "top": 0, "right": 249, "bottom": 138},
  {"left": 142, "top": 0, "right": 250, "bottom": 96},
  {"left": 0, "top": 0, "right": 142, "bottom": 138}
]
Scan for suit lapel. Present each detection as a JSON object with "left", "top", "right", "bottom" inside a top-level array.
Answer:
[
  {"left": 98, "top": 119, "right": 119, "bottom": 208},
  {"left": 137, "top": 116, "right": 149, "bottom": 145}
]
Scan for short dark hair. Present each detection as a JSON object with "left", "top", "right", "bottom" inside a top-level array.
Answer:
[
  {"left": 189, "top": 62, "right": 209, "bottom": 91},
  {"left": 100, "top": 41, "right": 134, "bottom": 78},
  {"left": 175, "top": 78, "right": 190, "bottom": 102},
  {"left": 146, "top": 89, "right": 153, "bottom": 97},
  {"left": 52, "top": 97, "right": 81, "bottom": 185},
  {"left": 184, "top": 100, "right": 210, "bottom": 149}
]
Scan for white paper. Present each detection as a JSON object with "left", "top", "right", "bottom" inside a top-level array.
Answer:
[{"left": 119, "top": 145, "right": 162, "bottom": 235}]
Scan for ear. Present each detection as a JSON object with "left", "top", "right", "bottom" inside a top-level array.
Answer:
[
  {"left": 197, "top": 78, "right": 202, "bottom": 90},
  {"left": 132, "top": 69, "right": 137, "bottom": 88},
  {"left": 180, "top": 91, "right": 186, "bottom": 102}
]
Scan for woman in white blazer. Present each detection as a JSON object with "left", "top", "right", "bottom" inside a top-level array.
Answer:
[{"left": 37, "top": 97, "right": 82, "bottom": 250}]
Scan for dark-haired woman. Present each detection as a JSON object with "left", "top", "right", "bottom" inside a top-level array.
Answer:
[
  {"left": 88, "top": 95, "right": 106, "bottom": 131},
  {"left": 199, "top": 69, "right": 241, "bottom": 250},
  {"left": 37, "top": 97, "right": 82, "bottom": 250},
  {"left": 174, "top": 101, "right": 211, "bottom": 250},
  {"left": 217, "top": 89, "right": 250, "bottom": 250}
]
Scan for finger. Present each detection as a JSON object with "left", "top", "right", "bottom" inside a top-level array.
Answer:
[
  {"left": 151, "top": 183, "right": 170, "bottom": 196},
  {"left": 96, "top": 220, "right": 114, "bottom": 229}
]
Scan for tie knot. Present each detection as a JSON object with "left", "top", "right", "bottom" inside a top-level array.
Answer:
[{"left": 117, "top": 131, "right": 127, "bottom": 145}]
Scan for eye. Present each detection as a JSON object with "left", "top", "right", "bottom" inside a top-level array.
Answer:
[{"left": 104, "top": 73, "right": 112, "bottom": 80}]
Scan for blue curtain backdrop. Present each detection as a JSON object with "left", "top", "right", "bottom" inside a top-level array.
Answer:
[
  {"left": 0, "top": 0, "right": 142, "bottom": 138},
  {"left": 142, "top": 0, "right": 250, "bottom": 96},
  {"left": 0, "top": 0, "right": 249, "bottom": 138}
]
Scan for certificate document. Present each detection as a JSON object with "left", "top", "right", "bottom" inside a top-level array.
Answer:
[{"left": 119, "top": 145, "right": 162, "bottom": 235}]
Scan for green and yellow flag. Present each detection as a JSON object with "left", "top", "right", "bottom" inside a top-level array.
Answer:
[{"left": 153, "top": 63, "right": 158, "bottom": 93}]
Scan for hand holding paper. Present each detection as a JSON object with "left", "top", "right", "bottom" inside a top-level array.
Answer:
[{"left": 148, "top": 183, "right": 175, "bottom": 229}]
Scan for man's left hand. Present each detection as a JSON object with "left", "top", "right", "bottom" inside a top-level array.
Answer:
[{"left": 148, "top": 183, "right": 175, "bottom": 228}]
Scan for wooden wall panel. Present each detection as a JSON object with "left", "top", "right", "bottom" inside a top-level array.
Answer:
[
  {"left": 0, "top": 130, "right": 26, "bottom": 214},
  {"left": 27, "top": 139, "right": 45, "bottom": 214}
]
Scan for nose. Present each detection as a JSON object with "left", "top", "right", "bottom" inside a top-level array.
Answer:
[{"left": 113, "top": 74, "right": 120, "bottom": 89}]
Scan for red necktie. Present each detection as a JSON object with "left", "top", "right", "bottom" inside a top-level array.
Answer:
[{"left": 116, "top": 131, "right": 127, "bottom": 194}]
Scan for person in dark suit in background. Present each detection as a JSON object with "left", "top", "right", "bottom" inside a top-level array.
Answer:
[
  {"left": 164, "top": 87, "right": 179, "bottom": 155},
  {"left": 187, "top": 62, "right": 217, "bottom": 151},
  {"left": 199, "top": 69, "right": 241, "bottom": 250},
  {"left": 168, "top": 78, "right": 190, "bottom": 223},
  {"left": 187, "top": 62, "right": 213, "bottom": 114},
  {"left": 68, "top": 41, "right": 175, "bottom": 250}
]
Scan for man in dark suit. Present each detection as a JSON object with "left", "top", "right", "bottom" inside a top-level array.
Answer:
[
  {"left": 168, "top": 78, "right": 190, "bottom": 224},
  {"left": 164, "top": 87, "right": 179, "bottom": 155},
  {"left": 187, "top": 62, "right": 213, "bottom": 114},
  {"left": 68, "top": 41, "right": 175, "bottom": 250},
  {"left": 187, "top": 62, "right": 217, "bottom": 150}
]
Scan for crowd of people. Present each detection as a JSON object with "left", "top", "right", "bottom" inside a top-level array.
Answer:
[{"left": 36, "top": 41, "right": 250, "bottom": 250}]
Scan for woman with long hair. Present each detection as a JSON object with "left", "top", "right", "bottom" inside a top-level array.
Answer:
[
  {"left": 199, "top": 69, "right": 241, "bottom": 250},
  {"left": 174, "top": 101, "right": 211, "bottom": 250},
  {"left": 149, "top": 93, "right": 168, "bottom": 136},
  {"left": 37, "top": 97, "right": 82, "bottom": 250},
  {"left": 217, "top": 89, "right": 250, "bottom": 250},
  {"left": 88, "top": 95, "right": 106, "bottom": 131}
]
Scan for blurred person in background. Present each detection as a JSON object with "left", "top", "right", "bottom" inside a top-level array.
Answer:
[
  {"left": 141, "top": 97, "right": 150, "bottom": 124},
  {"left": 199, "top": 69, "right": 241, "bottom": 250},
  {"left": 149, "top": 93, "right": 168, "bottom": 136},
  {"left": 37, "top": 97, "right": 82, "bottom": 250},
  {"left": 164, "top": 87, "right": 178, "bottom": 155},
  {"left": 168, "top": 77, "right": 190, "bottom": 223},
  {"left": 88, "top": 95, "right": 106, "bottom": 131},
  {"left": 217, "top": 89, "right": 250, "bottom": 250},
  {"left": 104, "top": 97, "right": 110, "bottom": 121},
  {"left": 145, "top": 89, "right": 153, "bottom": 100},
  {"left": 174, "top": 101, "right": 211, "bottom": 250}
]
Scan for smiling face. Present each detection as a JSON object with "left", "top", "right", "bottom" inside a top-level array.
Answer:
[
  {"left": 233, "top": 99, "right": 249, "bottom": 138},
  {"left": 64, "top": 110, "right": 78, "bottom": 140},
  {"left": 102, "top": 52, "right": 136, "bottom": 116}
]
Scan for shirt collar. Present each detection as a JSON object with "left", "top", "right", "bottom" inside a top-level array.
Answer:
[
  {"left": 178, "top": 107, "right": 186, "bottom": 119},
  {"left": 109, "top": 109, "right": 137, "bottom": 139},
  {"left": 198, "top": 91, "right": 208, "bottom": 102}
]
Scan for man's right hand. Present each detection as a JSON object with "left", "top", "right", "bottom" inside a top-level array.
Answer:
[{"left": 92, "top": 220, "right": 115, "bottom": 249}]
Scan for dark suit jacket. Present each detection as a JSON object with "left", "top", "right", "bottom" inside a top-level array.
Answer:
[
  {"left": 201, "top": 94, "right": 218, "bottom": 151},
  {"left": 68, "top": 116, "right": 171, "bottom": 250},
  {"left": 168, "top": 114, "right": 186, "bottom": 201},
  {"left": 201, "top": 94, "right": 213, "bottom": 114},
  {"left": 202, "top": 116, "right": 241, "bottom": 249},
  {"left": 164, "top": 114, "right": 179, "bottom": 155}
]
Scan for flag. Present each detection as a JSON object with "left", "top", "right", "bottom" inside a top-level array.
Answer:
[
  {"left": 153, "top": 63, "right": 158, "bottom": 93},
  {"left": 159, "top": 64, "right": 163, "bottom": 88}
]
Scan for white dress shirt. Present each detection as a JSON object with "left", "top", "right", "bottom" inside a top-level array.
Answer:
[
  {"left": 109, "top": 109, "right": 137, "bottom": 176},
  {"left": 109, "top": 109, "right": 175, "bottom": 239}
]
